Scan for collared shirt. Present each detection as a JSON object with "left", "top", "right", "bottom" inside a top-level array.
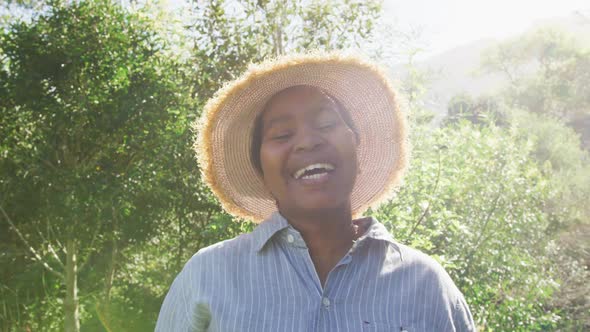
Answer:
[{"left": 156, "top": 212, "right": 475, "bottom": 332}]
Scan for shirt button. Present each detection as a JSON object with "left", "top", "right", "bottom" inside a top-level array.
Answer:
[
  {"left": 322, "top": 297, "right": 330, "bottom": 307},
  {"left": 286, "top": 234, "right": 294, "bottom": 243}
]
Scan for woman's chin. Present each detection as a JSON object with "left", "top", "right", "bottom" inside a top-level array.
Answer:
[{"left": 286, "top": 199, "right": 351, "bottom": 217}]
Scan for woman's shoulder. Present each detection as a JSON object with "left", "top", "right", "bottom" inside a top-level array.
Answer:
[
  {"left": 391, "top": 241, "right": 465, "bottom": 300},
  {"left": 187, "top": 231, "right": 257, "bottom": 265},
  {"left": 395, "top": 242, "right": 444, "bottom": 269}
]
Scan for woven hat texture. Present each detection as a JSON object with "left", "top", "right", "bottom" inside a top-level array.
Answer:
[{"left": 193, "top": 52, "right": 409, "bottom": 223}]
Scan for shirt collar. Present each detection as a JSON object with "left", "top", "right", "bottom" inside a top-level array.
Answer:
[
  {"left": 252, "top": 211, "right": 291, "bottom": 253},
  {"left": 252, "top": 211, "right": 399, "bottom": 254},
  {"left": 354, "top": 217, "right": 396, "bottom": 244}
]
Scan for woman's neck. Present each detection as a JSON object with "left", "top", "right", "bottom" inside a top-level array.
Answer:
[
  {"left": 281, "top": 204, "right": 357, "bottom": 256},
  {"left": 280, "top": 204, "right": 362, "bottom": 287}
]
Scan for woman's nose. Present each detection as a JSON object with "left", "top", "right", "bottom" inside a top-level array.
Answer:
[{"left": 293, "top": 126, "right": 323, "bottom": 152}]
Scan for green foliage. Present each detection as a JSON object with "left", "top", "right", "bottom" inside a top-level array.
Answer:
[
  {"left": 0, "top": 0, "right": 193, "bottom": 330},
  {"left": 511, "top": 110, "right": 589, "bottom": 228},
  {"left": 479, "top": 28, "right": 590, "bottom": 329},
  {"left": 297, "top": 0, "right": 380, "bottom": 51},
  {"left": 188, "top": 0, "right": 382, "bottom": 101},
  {"left": 444, "top": 93, "right": 508, "bottom": 127},
  {"left": 481, "top": 28, "right": 590, "bottom": 120},
  {"left": 511, "top": 111, "right": 590, "bottom": 330},
  {"left": 373, "top": 121, "right": 562, "bottom": 331}
]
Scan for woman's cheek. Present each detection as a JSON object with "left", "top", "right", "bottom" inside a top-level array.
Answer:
[{"left": 260, "top": 143, "right": 287, "bottom": 175}]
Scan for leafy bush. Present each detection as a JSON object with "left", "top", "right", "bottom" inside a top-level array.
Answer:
[{"left": 373, "top": 121, "right": 562, "bottom": 330}]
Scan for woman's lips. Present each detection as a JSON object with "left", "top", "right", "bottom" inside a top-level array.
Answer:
[
  {"left": 291, "top": 162, "right": 336, "bottom": 179},
  {"left": 292, "top": 169, "right": 334, "bottom": 186}
]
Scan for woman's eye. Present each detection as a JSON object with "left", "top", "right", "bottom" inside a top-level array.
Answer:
[
  {"left": 318, "top": 122, "right": 336, "bottom": 130},
  {"left": 272, "top": 133, "right": 291, "bottom": 141}
]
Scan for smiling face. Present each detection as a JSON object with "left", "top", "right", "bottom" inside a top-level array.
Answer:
[{"left": 257, "top": 85, "right": 359, "bottom": 218}]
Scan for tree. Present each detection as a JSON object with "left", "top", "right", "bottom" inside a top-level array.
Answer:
[
  {"left": 479, "top": 27, "right": 590, "bottom": 329},
  {"left": 444, "top": 93, "right": 508, "bottom": 127},
  {"left": 187, "top": 0, "right": 382, "bottom": 101},
  {"left": 0, "top": 1, "right": 191, "bottom": 330},
  {"left": 480, "top": 28, "right": 590, "bottom": 121},
  {"left": 510, "top": 110, "right": 590, "bottom": 330}
]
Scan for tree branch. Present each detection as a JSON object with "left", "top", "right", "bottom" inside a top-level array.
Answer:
[
  {"left": 462, "top": 189, "right": 503, "bottom": 277},
  {"left": 407, "top": 148, "right": 442, "bottom": 238},
  {"left": 40, "top": 157, "right": 58, "bottom": 171},
  {"left": 35, "top": 223, "right": 65, "bottom": 268},
  {"left": 0, "top": 204, "right": 64, "bottom": 279},
  {"left": 47, "top": 219, "right": 65, "bottom": 254}
]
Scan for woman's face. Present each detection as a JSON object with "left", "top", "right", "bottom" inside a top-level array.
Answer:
[{"left": 259, "top": 86, "right": 358, "bottom": 217}]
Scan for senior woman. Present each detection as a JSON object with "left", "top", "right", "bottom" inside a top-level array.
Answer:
[{"left": 156, "top": 53, "right": 475, "bottom": 331}]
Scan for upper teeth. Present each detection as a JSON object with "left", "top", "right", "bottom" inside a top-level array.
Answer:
[{"left": 293, "top": 163, "right": 335, "bottom": 179}]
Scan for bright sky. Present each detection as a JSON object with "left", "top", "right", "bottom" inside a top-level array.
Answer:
[
  {"left": 164, "top": 0, "right": 589, "bottom": 60},
  {"left": 383, "top": 0, "right": 590, "bottom": 58}
]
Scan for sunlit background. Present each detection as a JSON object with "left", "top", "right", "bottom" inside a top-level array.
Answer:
[
  {"left": 385, "top": 0, "right": 588, "bottom": 57},
  {"left": 1, "top": 0, "right": 589, "bottom": 331}
]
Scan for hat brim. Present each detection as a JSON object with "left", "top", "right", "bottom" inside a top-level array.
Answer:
[{"left": 193, "top": 52, "right": 409, "bottom": 223}]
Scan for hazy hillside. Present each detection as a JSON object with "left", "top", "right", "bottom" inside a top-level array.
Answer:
[
  {"left": 416, "top": 38, "right": 505, "bottom": 122},
  {"left": 406, "top": 12, "right": 590, "bottom": 122}
]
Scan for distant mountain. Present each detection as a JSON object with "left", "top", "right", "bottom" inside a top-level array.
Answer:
[
  {"left": 414, "top": 38, "right": 506, "bottom": 122},
  {"left": 401, "top": 12, "right": 590, "bottom": 123}
]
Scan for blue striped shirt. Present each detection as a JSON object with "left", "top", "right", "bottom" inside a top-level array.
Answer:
[{"left": 156, "top": 212, "right": 475, "bottom": 331}]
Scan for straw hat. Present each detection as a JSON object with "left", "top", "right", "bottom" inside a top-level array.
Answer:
[{"left": 193, "top": 52, "right": 409, "bottom": 223}]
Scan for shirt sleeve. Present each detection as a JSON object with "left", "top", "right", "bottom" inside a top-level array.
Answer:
[
  {"left": 453, "top": 294, "right": 476, "bottom": 332},
  {"left": 155, "top": 254, "right": 211, "bottom": 332}
]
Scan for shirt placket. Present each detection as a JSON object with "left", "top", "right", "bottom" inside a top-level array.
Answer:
[
  {"left": 282, "top": 227, "right": 362, "bottom": 332},
  {"left": 317, "top": 254, "right": 355, "bottom": 332}
]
